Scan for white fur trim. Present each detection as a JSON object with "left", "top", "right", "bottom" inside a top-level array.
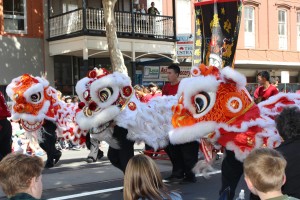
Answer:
[
  {"left": 220, "top": 67, "right": 246, "bottom": 89},
  {"left": 76, "top": 105, "right": 121, "bottom": 130},
  {"left": 169, "top": 121, "right": 218, "bottom": 145},
  {"left": 6, "top": 76, "right": 22, "bottom": 98},
  {"left": 35, "top": 77, "right": 49, "bottom": 87},
  {"left": 75, "top": 77, "right": 92, "bottom": 103},
  {"left": 90, "top": 72, "right": 131, "bottom": 108},
  {"left": 258, "top": 93, "right": 300, "bottom": 117},
  {"left": 225, "top": 141, "right": 251, "bottom": 161},
  {"left": 23, "top": 83, "right": 45, "bottom": 104}
]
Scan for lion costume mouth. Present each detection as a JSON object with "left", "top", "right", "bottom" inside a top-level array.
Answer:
[
  {"left": 91, "top": 121, "right": 112, "bottom": 134},
  {"left": 21, "top": 119, "right": 43, "bottom": 132}
]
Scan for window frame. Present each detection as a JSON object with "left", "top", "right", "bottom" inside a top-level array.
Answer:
[
  {"left": 3, "top": 0, "right": 27, "bottom": 34},
  {"left": 297, "top": 11, "right": 300, "bottom": 51},
  {"left": 278, "top": 9, "right": 288, "bottom": 50},
  {"left": 244, "top": 6, "right": 255, "bottom": 48}
]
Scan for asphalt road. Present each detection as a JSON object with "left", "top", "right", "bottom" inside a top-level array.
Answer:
[{"left": 0, "top": 144, "right": 250, "bottom": 200}]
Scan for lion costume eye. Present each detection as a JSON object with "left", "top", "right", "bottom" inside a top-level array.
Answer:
[
  {"left": 98, "top": 87, "right": 113, "bottom": 103},
  {"left": 194, "top": 92, "right": 210, "bottom": 114},
  {"left": 30, "top": 92, "right": 42, "bottom": 103}
]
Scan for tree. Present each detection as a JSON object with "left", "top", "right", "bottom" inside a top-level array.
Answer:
[{"left": 102, "top": 0, "right": 128, "bottom": 75}]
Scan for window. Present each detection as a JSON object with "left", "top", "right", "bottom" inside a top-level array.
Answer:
[
  {"left": 3, "top": 0, "right": 27, "bottom": 33},
  {"left": 297, "top": 12, "right": 300, "bottom": 51},
  {"left": 177, "top": 0, "right": 192, "bottom": 34},
  {"left": 244, "top": 6, "right": 255, "bottom": 48},
  {"left": 278, "top": 10, "right": 287, "bottom": 50}
]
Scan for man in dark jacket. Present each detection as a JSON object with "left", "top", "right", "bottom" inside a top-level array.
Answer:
[
  {"left": 275, "top": 106, "right": 300, "bottom": 198},
  {"left": 0, "top": 91, "right": 12, "bottom": 161}
]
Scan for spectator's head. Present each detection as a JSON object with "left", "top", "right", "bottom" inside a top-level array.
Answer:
[
  {"left": 151, "top": 2, "right": 155, "bottom": 7},
  {"left": 276, "top": 106, "right": 300, "bottom": 140},
  {"left": 143, "top": 86, "right": 150, "bottom": 94},
  {"left": 57, "top": 90, "right": 62, "bottom": 100},
  {"left": 124, "top": 154, "right": 170, "bottom": 200},
  {"left": 0, "top": 153, "right": 44, "bottom": 198},
  {"left": 72, "top": 96, "right": 79, "bottom": 103},
  {"left": 134, "top": 84, "right": 143, "bottom": 92},
  {"left": 65, "top": 96, "right": 72, "bottom": 103},
  {"left": 270, "top": 76, "right": 279, "bottom": 87},
  {"left": 243, "top": 148, "right": 286, "bottom": 196},
  {"left": 148, "top": 82, "right": 158, "bottom": 93},
  {"left": 257, "top": 71, "right": 270, "bottom": 86},
  {"left": 167, "top": 64, "right": 180, "bottom": 84}
]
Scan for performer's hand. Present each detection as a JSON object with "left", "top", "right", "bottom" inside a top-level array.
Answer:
[
  {"left": 110, "top": 121, "right": 116, "bottom": 128},
  {"left": 254, "top": 97, "right": 262, "bottom": 104}
]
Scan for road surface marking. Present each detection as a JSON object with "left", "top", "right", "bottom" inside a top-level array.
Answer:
[{"left": 48, "top": 170, "right": 221, "bottom": 200}]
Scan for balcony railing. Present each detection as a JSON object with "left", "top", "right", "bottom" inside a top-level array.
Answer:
[{"left": 49, "top": 8, "right": 175, "bottom": 40}]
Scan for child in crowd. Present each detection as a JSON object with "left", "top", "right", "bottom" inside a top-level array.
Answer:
[
  {"left": 243, "top": 148, "right": 299, "bottom": 200},
  {"left": 0, "top": 153, "right": 44, "bottom": 200},
  {"left": 123, "top": 154, "right": 182, "bottom": 200}
]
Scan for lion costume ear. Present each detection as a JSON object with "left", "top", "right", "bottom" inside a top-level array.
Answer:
[{"left": 190, "top": 64, "right": 221, "bottom": 80}]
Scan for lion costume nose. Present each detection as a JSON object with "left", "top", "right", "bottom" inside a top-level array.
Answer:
[
  {"left": 14, "top": 104, "right": 25, "bottom": 113},
  {"left": 14, "top": 104, "right": 33, "bottom": 113},
  {"left": 88, "top": 101, "right": 98, "bottom": 111}
]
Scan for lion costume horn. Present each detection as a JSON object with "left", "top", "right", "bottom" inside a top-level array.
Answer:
[{"left": 193, "top": 0, "right": 243, "bottom": 69}]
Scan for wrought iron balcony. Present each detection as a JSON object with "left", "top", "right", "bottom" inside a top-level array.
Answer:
[{"left": 48, "top": 8, "right": 175, "bottom": 41}]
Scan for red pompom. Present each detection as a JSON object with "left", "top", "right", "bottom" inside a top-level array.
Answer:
[
  {"left": 78, "top": 102, "right": 85, "bottom": 109},
  {"left": 122, "top": 86, "right": 132, "bottom": 97},
  {"left": 88, "top": 70, "right": 97, "bottom": 78},
  {"left": 88, "top": 101, "right": 97, "bottom": 111}
]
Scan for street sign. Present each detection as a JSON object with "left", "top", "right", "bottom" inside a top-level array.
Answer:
[
  {"left": 143, "top": 66, "right": 160, "bottom": 79},
  {"left": 177, "top": 34, "right": 193, "bottom": 57}
]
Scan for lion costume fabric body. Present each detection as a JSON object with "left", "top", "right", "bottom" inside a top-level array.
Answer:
[
  {"left": 6, "top": 74, "right": 87, "bottom": 145},
  {"left": 75, "top": 68, "right": 177, "bottom": 150},
  {"left": 169, "top": 64, "right": 300, "bottom": 161}
]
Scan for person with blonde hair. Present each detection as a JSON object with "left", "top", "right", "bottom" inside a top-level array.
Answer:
[
  {"left": 123, "top": 154, "right": 182, "bottom": 200},
  {"left": 0, "top": 153, "right": 44, "bottom": 200},
  {"left": 243, "top": 148, "right": 299, "bottom": 200}
]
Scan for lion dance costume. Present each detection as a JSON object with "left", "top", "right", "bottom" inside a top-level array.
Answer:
[
  {"left": 6, "top": 74, "right": 88, "bottom": 168},
  {"left": 168, "top": 0, "right": 300, "bottom": 199}
]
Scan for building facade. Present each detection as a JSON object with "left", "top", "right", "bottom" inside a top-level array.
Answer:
[
  {"left": 236, "top": 0, "right": 300, "bottom": 92},
  {"left": 0, "top": 0, "right": 55, "bottom": 97},
  {"left": 1, "top": 0, "right": 298, "bottom": 97},
  {"left": 47, "top": 0, "right": 178, "bottom": 95}
]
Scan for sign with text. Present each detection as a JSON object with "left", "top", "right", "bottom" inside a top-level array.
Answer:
[
  {"left": 143, "top": 66, "right": 160, "bottom": 79},
  {"left": 177, "top": 34, "right": 194, "bottom": 57}
]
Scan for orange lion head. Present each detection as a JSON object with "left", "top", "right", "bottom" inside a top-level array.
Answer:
[
  {"left": 6, "top": 74, "right": 58, "bottom": 132},
  {"left": 169, "top": 65, "right": 254, "bottom": 145}
]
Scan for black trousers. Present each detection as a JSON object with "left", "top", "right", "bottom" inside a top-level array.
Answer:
[
  {"left": 85, "top": 132, "right": 104, "bottom": 160},
  {"left": 107, "top": 126, "right": 134, "bottom": 173},
  {"left": 220, "top": 150, "right": 260, "bottom": 200},
  {"left": 39, "top": 120, "right": 61, "bottom": 165},
  {"left": 0, "top": 119, "right": 12, "bottom": 161},
  {"left": 220, "top": 150, "right": 244, "bottom": 200},
  {"left": 165, "top": 141, "right": 199, "bottom": 178}
]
